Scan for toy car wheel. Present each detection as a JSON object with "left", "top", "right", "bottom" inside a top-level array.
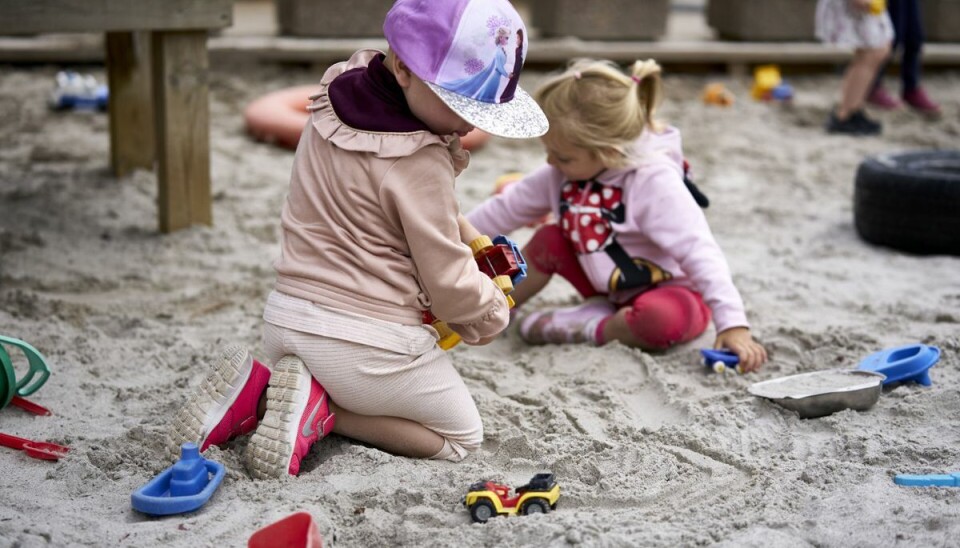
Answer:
[
  {"left": 469, "top": 500, "right": 496, "bottom": 523},
  {"left": 469, "top": 235, "right": 494, "bottom": 256},
  {"left": 492, "top": 275, "right": 514, "bottom": 295},
  {"left": 520, "top": 498, "right": 550, "bottom": 516}
]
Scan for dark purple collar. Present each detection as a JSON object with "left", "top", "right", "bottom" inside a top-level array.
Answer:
[{"left": 328, "top": 54, "right": 429, "bottom": 134}]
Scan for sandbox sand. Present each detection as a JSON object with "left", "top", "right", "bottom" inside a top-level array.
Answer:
[{"left": 1, "top": 61, "right": 958, "bottom": 546}]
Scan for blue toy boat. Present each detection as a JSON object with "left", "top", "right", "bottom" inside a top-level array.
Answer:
[
  {"left": 857, "top": 344, "right": 940, "bottom": 386},
  {"left": 131, "top": 443, "right": 225, "bottom": 516}
]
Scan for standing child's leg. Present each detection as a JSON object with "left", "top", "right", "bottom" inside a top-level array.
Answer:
[
  {"left": 829, "top": 44, "right": 891, "bottom": 135},
  {"left": 897, "top": 0, "right": 941, "bottom": 115},
  {"left": 838, "top": 47, "right": 891, "bottom": 120},
  {"left": 599, "top": 285, "right": 711, "bottom": 350}
]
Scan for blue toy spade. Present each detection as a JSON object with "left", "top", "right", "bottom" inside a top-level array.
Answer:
[
  {"left": 857, "top": 344, "right": 940, "bottom": 386},
  {"left": 895, "top": 472, "right": 960, "bottom": 487},
  {"left": 132, "top": 443, "right": 225, "bottom": 516}
]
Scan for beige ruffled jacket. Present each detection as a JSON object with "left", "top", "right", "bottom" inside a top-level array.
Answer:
[{"left": 272, "top": 49, "right": 509, "bottom": 344}]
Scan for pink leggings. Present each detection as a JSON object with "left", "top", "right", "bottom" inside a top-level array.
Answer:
[{"left": 525, "top": 224, "right": 711, "bottom": 349}]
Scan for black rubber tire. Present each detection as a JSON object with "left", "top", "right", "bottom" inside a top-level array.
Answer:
[
  {"left": 469, "top": 500, "right": 496, "bottom": 523},
  {"left": 854, "top": 150, "right": 960, "bottom": 256},
  {"left": 520, "top": 498, "right": 550, "bottom": 516}
]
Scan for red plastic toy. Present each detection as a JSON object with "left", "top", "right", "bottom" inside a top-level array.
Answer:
[
  {"left": 424, "top": 235, "right": 527, "bottom": 350},
  {"left": 248, "top": 512, "right": 323, "bottom": 548}
]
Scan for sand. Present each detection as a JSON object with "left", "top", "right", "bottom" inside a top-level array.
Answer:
[{"left": 1, "top": 61, "right": 958, "bottom": 547}]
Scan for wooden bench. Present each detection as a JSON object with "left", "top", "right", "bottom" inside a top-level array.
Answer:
[{"left": 0, "top": 0, "right": 233, "bottom": 233}]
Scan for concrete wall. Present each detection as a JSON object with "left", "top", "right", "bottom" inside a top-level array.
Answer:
[{"left": 707, "top": 0, "right": 817, "bottom": 41}]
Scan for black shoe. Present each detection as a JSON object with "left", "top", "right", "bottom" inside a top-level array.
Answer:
[
  {"left": 826, "top": 110, "right": 882, "bottom": 136},
  {"left": 849, "top": 110, "right": 882, "bottom": 134}
]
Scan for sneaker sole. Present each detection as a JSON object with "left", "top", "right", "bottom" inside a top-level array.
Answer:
[
  {"left": 244, "top": 355, "right": 311, "bottom": 479},
  {"left": 165, "top": 344, "right": 252, "bottom": 462}
]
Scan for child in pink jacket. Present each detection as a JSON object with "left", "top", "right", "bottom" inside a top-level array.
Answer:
[
  {"left": 164, "top": 0, "right": 549, "bottom": 478},
  {"left": 467, "top": 59, "right": 767, "bottom": 372}
]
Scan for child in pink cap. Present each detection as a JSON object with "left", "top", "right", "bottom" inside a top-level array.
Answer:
[
  {"left": 165, "top": 0, "right": 547, "bottom": 478},
  {"left": 467, "top": 59, "right": 768, "bottom": 373}
]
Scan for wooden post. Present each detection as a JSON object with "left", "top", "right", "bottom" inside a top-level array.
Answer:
[
  {"left": 106, "top": 31, "right": 154, "bottom": 177},
  {"left": 151, "top": 30, "right": 212, "bottom": 233}
]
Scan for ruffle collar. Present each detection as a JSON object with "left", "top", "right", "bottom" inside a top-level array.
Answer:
[{"left": 307, "top": 49, "right": 470, "bottom": 174}]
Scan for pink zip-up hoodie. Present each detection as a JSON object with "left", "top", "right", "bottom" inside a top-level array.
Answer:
[{"left": 467, "top": 126, "right": 750, "bottom": 333}]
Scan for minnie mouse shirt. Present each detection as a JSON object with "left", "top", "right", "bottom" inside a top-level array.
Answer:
[{"left": 467, "top": 126, "right": 750, "bottom": 333}]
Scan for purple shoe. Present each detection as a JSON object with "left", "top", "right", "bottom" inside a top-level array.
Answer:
[
  {"left": 867, "top": 86, "right": 902, "bottom": 111},
  {"left": 902, "top": 87, "right": 942, "bottom": 118}
]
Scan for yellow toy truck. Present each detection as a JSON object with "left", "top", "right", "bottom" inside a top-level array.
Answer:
[{"left": 463, "top": 473, "right": 560, "bottom": 523}]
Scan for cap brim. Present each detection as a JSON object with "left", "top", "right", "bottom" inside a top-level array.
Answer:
[{"left": 425, "top": 82, "right": 548, "bottom": 139}]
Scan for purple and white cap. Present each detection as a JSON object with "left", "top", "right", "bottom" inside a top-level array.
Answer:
[{"left": 383, "top": 0, "right": 548, "bottom": 139}]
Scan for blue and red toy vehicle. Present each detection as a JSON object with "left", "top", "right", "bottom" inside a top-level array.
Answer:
[{"left": 424, "top": 234, "right": 527, "bottom": 350}]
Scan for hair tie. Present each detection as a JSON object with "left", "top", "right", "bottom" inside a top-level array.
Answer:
[
  {"left": 631, "top": 75, "right": 642, "bottom": 84},
  {"left": 573, "top": 71, "right": 582, "bottom": 80}
]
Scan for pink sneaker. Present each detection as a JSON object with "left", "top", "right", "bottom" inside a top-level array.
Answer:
[
  {"left": 244, "top": 355, "right": 335, "bottom": 478},
  {"left": 867, "top": 86, "right": 902, "bottom": 110},
  {"left": 166, "top": 345, "right": 271, "bottom": 461},
  {"left": 902, "top": 87, "right": 942, "bottom": 117},
  {"left": 519, "top": 298, "right": 615, "bottom": 345}
]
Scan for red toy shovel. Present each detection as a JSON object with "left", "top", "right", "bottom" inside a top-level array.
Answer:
[{"left": 0, "top": 432, "right": 69, "bottom": 461}]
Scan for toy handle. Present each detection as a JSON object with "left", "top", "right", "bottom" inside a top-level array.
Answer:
[{"left": 0, "top": 335, "right": 52, "bottom": 397}]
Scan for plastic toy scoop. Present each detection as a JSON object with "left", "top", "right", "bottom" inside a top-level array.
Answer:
[
  {"left": 248, "top": 512, "right": 324, "bottom": 548},
  {"left": 0, "top": 432, "right": 69, "bottom": 461},
  {"left": 857, "top": 344, "right": 940, "bottom": 386},
  {"left": 895, "top": 472, "right": 960, "bottom": 487},
  {"left": 131, "top": 442, "right": 225, "bottom": 516},
  {"left": 0, "top": 335, "right": 52, "bottom": 409}
]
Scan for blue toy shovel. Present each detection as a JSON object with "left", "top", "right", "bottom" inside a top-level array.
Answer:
[
  {"left": 0, "top": 335, "right": 52, "bottom": 409},
  {"left": 895, "top": 472, "right": 960, "bottom": 487},
  {"left": 857, "top": 344, "right": 940, "bottom": 386}
]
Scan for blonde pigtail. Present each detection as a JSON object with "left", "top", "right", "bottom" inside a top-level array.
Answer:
[
  {"left": 535, "top": 58, "right": 666, "bottom": 169},
  {"left": 629, "top": 59, "right": 663, "bottom": 132}
]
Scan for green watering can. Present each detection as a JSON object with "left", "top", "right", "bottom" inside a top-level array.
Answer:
[{"left": 0, "top": 335, "right": 51, "bottom": 409}]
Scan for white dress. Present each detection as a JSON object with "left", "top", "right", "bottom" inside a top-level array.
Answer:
[{"left": 815, "top": 0, "right": 894, "bottom": 48}]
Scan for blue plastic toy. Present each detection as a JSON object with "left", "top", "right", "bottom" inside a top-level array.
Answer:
[
  {"left": 49, "top": 71, "right": 108, "bottom": 111},
  {"left": 700, "top": 349, "right": 742, "bottom": 374},
  {"left": 492, "top": 234, "right": 528, "bottom": 287},
  {"left": 895, "top": 472, "right": 960, "bottom": 487},
  {"left": 857, "top": 344, "right": 940, "bottom": 386},
  {"left": 131, "top": 443, "right": 225, "bottom": 516}
]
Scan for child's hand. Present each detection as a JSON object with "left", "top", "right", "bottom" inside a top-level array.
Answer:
[
  {"left": 714, "top": 327, "right": 767, "bottom": 373},
  {"left": 850, "top": 0, "right": 873, "bottom": 12}
]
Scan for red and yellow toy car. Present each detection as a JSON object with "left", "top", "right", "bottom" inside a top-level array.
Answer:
[{"left": 463, "top": 473, "right": 560, "bottom": 523}]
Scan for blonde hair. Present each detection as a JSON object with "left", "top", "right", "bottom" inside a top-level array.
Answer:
[{"left": 535, "top": 59, "right": 664, "bottom": 168}]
